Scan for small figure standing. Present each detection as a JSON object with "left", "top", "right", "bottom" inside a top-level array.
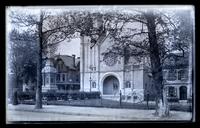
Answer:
[{"left": 146, "top": 90, "right": 150, "bottom": 109}]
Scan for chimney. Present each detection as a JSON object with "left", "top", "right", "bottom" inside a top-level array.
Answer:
[{"left": 72, "top": 54, "right": 76, "bottom": 67}]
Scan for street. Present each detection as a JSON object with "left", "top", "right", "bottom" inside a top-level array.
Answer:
[
  {"left": 7, "top": 110, "right": 127, "bottom": 122},
  {"left": 6, "top": 104, "right": 193, "bottom": 122}
]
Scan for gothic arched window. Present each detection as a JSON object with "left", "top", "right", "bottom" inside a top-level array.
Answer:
[
  {"left": 126, "top": 81, "right": 131, "bottom": 88},
  {"left": 103, "top": 52, "right": 117, "bottom": 66},
  {"left": 92, "top": 82, "right": 96, "bottom": 88}
]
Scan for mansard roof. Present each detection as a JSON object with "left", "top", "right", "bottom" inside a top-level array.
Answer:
[{"left": 54, "top": 55, "right": 80, "bottom": 70}]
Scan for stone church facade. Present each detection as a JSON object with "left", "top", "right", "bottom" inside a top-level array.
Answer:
[{"left": 80, "top": 34, "right": 152, "bottom": 101}]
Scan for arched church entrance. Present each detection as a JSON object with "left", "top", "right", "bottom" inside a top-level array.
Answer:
[
  {"left": 103, "top": 75, "right": 119, "bottom": 95},
  {"left": 179, "top": 86, "right": 187, "bottom": 100}
]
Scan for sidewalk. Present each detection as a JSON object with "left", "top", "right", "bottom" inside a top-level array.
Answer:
[{"left": 7, "top": 104, "right": 192, "bottom": 121}]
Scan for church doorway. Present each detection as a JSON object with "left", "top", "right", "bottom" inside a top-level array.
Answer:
[
  {"left": 179, "top": 86, "right": 187, "bottom": 100},
  {"left": 103, "top": 75, "right": 119, "bottom": 95}
]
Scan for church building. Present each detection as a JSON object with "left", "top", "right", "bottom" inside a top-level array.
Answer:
[{"left": 80, "top": 34, "right": 151, "bottom": 101}]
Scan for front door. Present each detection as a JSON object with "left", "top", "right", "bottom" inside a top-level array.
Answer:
[{"left": 179, "top": 86, "right": 187, "bottom": 100}]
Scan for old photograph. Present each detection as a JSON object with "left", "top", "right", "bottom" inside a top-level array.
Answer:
[{"left": 6, "top": 5, "right": 195, "bottom": 122}]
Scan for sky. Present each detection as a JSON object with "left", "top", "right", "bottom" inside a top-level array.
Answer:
[
  {"left": 55, "top": 38, "right": 80, "bottom": 57},
  {"left": 6, "top": 5, "right": 194, "bottom": 58}
]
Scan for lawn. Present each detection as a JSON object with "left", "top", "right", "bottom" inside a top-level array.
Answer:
[{"left": 19, "top": 98, "right": 192, "bottom": 112}]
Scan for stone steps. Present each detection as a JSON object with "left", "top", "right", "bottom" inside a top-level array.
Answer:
[{"left": 102, "top": 95, "right": 120, "bottom": 101}]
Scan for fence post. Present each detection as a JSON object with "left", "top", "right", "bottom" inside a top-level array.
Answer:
[
  {"left": 146, "top": 91, "right": 149, "bottom": 109},
  {"left": 100, "top": 92, "right": 102, "bottom": 106},
  {"left": 83, "top": 92, "right": 85, "bottom": 105}
]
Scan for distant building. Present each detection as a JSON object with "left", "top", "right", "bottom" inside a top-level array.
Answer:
[
  {"left": 163, "top": 53, "right": 192, "bottom": 101},
  {"left": 42, "top": 54, "right": 80, "bottom": 92}
]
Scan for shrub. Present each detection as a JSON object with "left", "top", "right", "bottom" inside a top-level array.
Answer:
[
  {"left": 167, "top": 97, "right": 179, "bottom": 102},
  {"left": 79, "top": 92, "right": 85, "bottom": 100},
  {"left": 18, "top": 91, "right": 35, "bottom": 101},
  {"left": 144, "top": 94, "right": 155, "bottom": 101},
  {"left": 85, "top": 91, "right": 100, "bottom": 99},
  {"left": 18, "top": 91, "right": 101, "bottom": 101},
  {"left": 54, "top": 92, "right": 68, "bottom": 100},
  {"left": 42, "top": 92, "right": 57, "bottom": 101}
]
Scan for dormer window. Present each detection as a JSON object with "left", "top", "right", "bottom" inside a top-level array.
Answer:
[
  {"left": 57, "top": 61, "right": 63, "bottom": 72},
  {"left": 163, "top": 70, "right": 168, "bottom": 79},
  {"left": 167, "top": 69, "right": 177, "bottom": 81},
  {"left": 169, "top": 57, "right": 175, "bottom": 65},
  {"left": 178, "top": 70, "right": 188, "bottom": 80}
]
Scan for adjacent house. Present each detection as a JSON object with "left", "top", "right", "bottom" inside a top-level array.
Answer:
[
  {"left": 42, "top": 54, "right": 80, "bottom": 92},
  {"left": 163, "top": 53, "right": 192, "bottom": 101}
]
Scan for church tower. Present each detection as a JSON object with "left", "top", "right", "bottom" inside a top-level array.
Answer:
[{"left": 80, "top": 15, "right": 104, "bottom": 92}]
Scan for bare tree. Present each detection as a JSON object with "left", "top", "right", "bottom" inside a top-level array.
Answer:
[
  {"left": 9, "top": 9, "right": 74, "bottom": 109},
  {"left": 101, "top": 9, "right": 193, "bottom": 116}
]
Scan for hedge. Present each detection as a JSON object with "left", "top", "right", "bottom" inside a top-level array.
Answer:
[
  {"left": 18, "top": 91, "right": 35, "bottom": 101},
  {"left": 144, "top": 96, "right": 182, "bottom": 103},
  {"left": 167, "top": 97, "right": 179, "bottom": 102},
  {"left": 17, "top": 91, "right": 101, "bottom": 101}
]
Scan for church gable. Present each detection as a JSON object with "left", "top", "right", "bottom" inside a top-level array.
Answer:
[
  {"left": 98, "top": 34, "right": 142, "bottom": 71},
  {"left": 99, "top": 34, "right": 115, "bottom": 53},
  {"left": 99, "top": 35, "right": 124, "bottom": 71}
]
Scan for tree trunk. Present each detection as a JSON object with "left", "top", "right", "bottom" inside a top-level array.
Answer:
[
  {"left": 146, "top": 11, "right": 169, "bottom": 117},
  {"left": 12, "top": 76, "right": 19, "bottom": 105},
  {"left": 35, "top": 12, "right": 43, "bottom": 109}
]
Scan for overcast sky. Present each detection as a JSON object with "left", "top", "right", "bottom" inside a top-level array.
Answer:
[
  {"left": 6, "top": 5, "right": 194, "bottom": 58},
  {"left": 55, "top": 38, "right": 80, "bottom": 57}
]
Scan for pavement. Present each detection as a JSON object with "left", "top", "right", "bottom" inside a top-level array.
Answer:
[{"left": 6, "top": 104, "right": 193, "bottom": 122}]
